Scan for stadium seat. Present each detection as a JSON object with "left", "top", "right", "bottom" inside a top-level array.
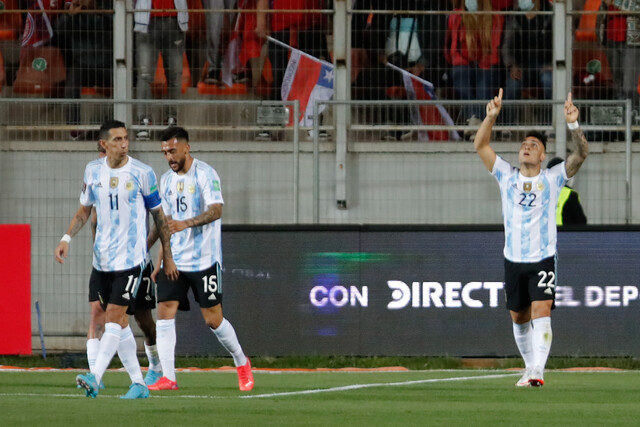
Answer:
[
  {"left": 151, "top": 52, "right": 191, "bottom": 96},
  {"left": 0, "top": 0, "right": 23, "bottom": 41},
  {"left": 12, "top": 45, "right": 66, "bottom": 96}
]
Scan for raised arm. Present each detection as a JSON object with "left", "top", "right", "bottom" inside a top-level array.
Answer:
[
  {"left": 473, "top": 88, "right": 502, "bottom": 172},
  {"left": 167, "top": 204, "right": 222, "bottom": 234},
  {"left": 150, "top": 206, "right": 179, "bottom": 281},
  {"left": 54, "top": 204, "right": 93, "bottom": 264},
  {"left": 563, "top": 93, "right": 589, "bottom": 178}
]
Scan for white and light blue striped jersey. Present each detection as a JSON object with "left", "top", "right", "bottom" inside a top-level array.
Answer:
[
  {"left": 160, "top": 158, "right": 224, "bottom": 272},
  {"left": 492, "top": 156, "right": 568, "bottom": 263},
  {"left": 80, "top": 156, "right": 161, "bottom": 271}
]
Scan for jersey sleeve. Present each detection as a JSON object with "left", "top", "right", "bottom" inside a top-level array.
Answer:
[
  {"left": 160, "top": 173, "right": 172, "bottom": 217},
  {"left": 547, "top": 162, "right": 569, "bottom": 189},
  {"left": 79, "top": 164, "right": 95, "bottom": 207},
  {"left": 491, "top": 155, "right": 513, "bottom": 186},
  {"left": 141, "top": 167, "right": 162, "bottom": 210},
  {"left": 201, "top": 166, "right": 224, "bottom": 207}
]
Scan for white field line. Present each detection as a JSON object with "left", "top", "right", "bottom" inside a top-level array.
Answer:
[
  {"left": 240, "top": 373, "right": 518, "bottom": 399},
  {"left": 0, "top": 372, "right": 518, "bottom": 400}
]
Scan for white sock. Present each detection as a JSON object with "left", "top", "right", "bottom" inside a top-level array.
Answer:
[
  {"left": 86, "top": 338, "right": 100, "bottom": 374},
  {"left": 156, "top": 319, "right": 177, "bottom": 382},
  {"left": 212, "top": 318, "right": 247, "bottom": 367},
  {"left": 531, "top": 317, "right": 553, "bottom": 370},
  {"left": 93, "top": 322, "right": 121, "bottom": 385},
  {"left": 117, "top": 325, "right": 145, "bottom": 385},
  {"left": 512, "top": 322, "right": 534, "bottom": 369},
  {"left": 144, "top": 343, "right": 162, "bottom": 374}
]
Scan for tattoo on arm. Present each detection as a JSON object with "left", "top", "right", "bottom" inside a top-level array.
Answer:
[
  {"left": 565, "top": 128, "right": 589, "bottom": 177},
  {"left": 68, "top": 205, "right": 92, "bottom": 237},
  {"left": 151, "top": 208, "right": 173, "bottom": 258},
  {"left": 147, "top": 222, "right": 159, "bottom": 250},
  {"left": 184, "top": 204, "right": 222, "bottom": 228}
]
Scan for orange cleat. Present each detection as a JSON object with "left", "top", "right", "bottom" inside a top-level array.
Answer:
[
  {"left": 237, "top": 358, "right": 254, "bottom": 391},
  {"left": 147, "top": 376, "right": 179, "bottom": 391}
]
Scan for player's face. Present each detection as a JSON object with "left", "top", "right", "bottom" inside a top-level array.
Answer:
[
  {"left": 518, "top": 137, "right": 546, "bottom": 167},
  {"left": 161, "top": 138, "right": 189, "bottom": 173},
  {"left": 101, "top": 127, "right": 129, "bottom": 163}
]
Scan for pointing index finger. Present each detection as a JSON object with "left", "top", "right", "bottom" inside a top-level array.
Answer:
[{"left": 497, "top": 88, "right": 503, "bottom": 100}]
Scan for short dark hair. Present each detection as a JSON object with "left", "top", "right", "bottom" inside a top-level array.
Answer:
[
  {"left": 99, "top": 120, "right": 126, "bottom": 141},
  {"left": 161, "top": 126, "right": 189, "bottom": 143},
  {"left": 524, "top": 130, "right": 547, "bottom": 149}
]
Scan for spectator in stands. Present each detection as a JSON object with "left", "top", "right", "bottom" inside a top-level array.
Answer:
[
  {"left": 134, "top": 0, "right": 188, "bottom": 140},
  {"left": 598, "top": 0, "right": 640, "bottom": 121},
  {"left": 54, "top": 0, "right": 112, "bottom": 140},
  {"left": 445, "top": 0, "right": 504, "bottom": 138},
  {"left": 201, "top": 0, "right": 236, "bottom": 85},
  {"left": 416, "top": 0, "right": 449, "bottom": 90},
  {"left": 547, "top": 156, "right": 587, "bottom": 225},
  {"left": 501, "top": 0, "right": 553, "bottom": 134},
  {"left": 255, "top": 0, "right": 328, "bottom": 140}
]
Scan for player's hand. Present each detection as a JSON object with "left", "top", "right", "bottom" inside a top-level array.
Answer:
[
  {"left": 54, "top": 241, "right": 69, "bottom": 264},
  {"left": 509, "top": 66, "right": 522, "bottom": 80},
  {"left": 564, "top": 92, "right": 579, "bottom": 124},
  {"left": 150, "top": 263, "right": 161, "bottom": 283},
  {"left": 163, "top": 257, "right": 179, "bottom": 281},
  {"left": 486, "top": 88, "right": 503, "bottom": 120},
  {"left": 167, "top": 219, "right": 187, "bottom": 234}
]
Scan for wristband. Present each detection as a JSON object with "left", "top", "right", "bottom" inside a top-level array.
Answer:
[
  {"left": 567, "top": 121, "right": 579, "bottom": 130},
  {"left": 61, "top": 234, "right": 71, "bottom": 244}
]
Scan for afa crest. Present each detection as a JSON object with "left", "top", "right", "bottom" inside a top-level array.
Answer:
[{"left": 125, "top": 181, "right": 134, "bottom": 191}]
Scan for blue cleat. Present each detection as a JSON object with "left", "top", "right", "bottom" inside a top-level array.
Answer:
[
  {"left": 76, "top": 372, "right": 99, "bottom": 398},
  {"left": 144, "top": 369, "right": 162, "bottom": 386},
  {"left": 120, "top": 383, "right": 150, "bottom": 400}
]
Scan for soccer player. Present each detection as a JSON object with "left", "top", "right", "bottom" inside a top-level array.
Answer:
[
  {"left": 54, "top": 120, "right": 178, "bottom": 399},
  {"left": 147, "top": 126, "right": 254, "bottom": 392},
  {"left": 473, "top": 89, "right": 588, "bottom": 387},
  {"left": 86, "top": 142, "right": 164, "bottom": 388}
]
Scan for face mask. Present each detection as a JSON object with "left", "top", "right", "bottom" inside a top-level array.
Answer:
[
  {"left": 465, "top": 0, "right": 478, "bottom": 12},
  {"left": 518, "top": 0, "right": 535, "bottom": 11}
]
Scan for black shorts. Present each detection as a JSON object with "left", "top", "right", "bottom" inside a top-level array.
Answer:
[
  {"left": 156, "top": 262, "right": 222, "bottom": 311},
  {"left": 89, "top": 261, "right": 156, "bottom": 314},
  {"left": 504, "top": 256, "right": 557, "bottom": 312}
]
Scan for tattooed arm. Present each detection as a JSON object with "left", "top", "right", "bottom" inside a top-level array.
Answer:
[
  {"left": 150, "top": 206, "right": 179, "bottom": 280},
  {"left": 54, "top": 204, "right": 93, "bottom": 264},
  {"left": 563, "top": 93, "right": 589, "bottom": 178},
  {"left": 167, "top": 204, "right": 222, "bottom": 234}
]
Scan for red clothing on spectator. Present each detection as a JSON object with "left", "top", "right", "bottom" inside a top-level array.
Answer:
[
  {"left": 151, "top": 0, "right": 178, "bottom": 17},
  {"left": 605, "top": 5, "right": 627, "bottom": 43},
  {"left": 238, "top": 0, "right": 261, "bottom": 65},
  {"left": 271, "top": 0, "right": 304, "bottom": 32},
  {"left": 445, "top": 10, "right": 504, "bottom": 70}
]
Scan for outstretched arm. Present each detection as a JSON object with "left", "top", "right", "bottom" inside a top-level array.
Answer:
[
  {"left": 54, "top": 204, "right": 92, "bottom": 264},
  {"left": 564, "top": 93, "right": 589, "bottom": 178},
  {"left": 474, "top": 88, "right": 502, "bottom": 172}
]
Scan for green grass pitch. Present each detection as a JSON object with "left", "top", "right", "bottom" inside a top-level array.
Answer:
[{"left": 1, "top": 369, "right": 639, "bottom": 426}]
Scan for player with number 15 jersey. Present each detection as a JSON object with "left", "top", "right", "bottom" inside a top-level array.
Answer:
[{"left": 159, "top": 157, "right": 224, "bottom": 272}]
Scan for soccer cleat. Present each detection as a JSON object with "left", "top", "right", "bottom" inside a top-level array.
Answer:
[
  {"left": 76, "top": 372, "right": 99, "bottom": 398},
  {"left": 147, "top": 376, "right": 179, "bottom": 391},
  {"left": 515, "top": 368, "right": 532, "bottom": 387},
  {"left": 237, "top": 358, "right": 254, "bottom": 391},
  {"left": 120, "top": 383, "right": 150, "bottom": 399},
  {"left": 529, "top": 367, "right": 545, "bottom": 387},
  {"left": 144, "top": 369, "right": 162, "bottom": 386}
]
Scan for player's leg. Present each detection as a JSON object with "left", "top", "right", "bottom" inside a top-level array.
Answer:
[
  {"left": 87, "top": 301, "right": 105, "bottom": 374},
  {"left": 149, "top": 268, "right": 185, "bottom": 390},
  {"left": 196, "top": 263, "right": 253, "bottom": 391},
  {"left": 134, "top": 308, "right": 162, "bottom": 384},
  {"left": 504, "top": 259, "right": 534, "bottom": 387},
  {"left": 527, "top": 257, "right": 556, "bottom": 387}
]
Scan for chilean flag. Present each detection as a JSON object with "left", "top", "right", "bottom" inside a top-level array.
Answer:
[
  {"left": 390, "top": 63, "right": 460, "bottom": 141},
  {"left": 281, "top": 47, "right": 334, "bottom": 126},
  {"left": 21, "top": 0, "right": 54, "bottom": 47}
]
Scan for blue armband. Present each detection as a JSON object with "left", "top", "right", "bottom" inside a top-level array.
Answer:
[{"left": 143, "top": 190, "right": 161, "bottom": 210}]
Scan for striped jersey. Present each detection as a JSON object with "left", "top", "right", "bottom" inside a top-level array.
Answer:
[
  {"left": 80, "top": 156, "right": 161, "bottom": 271},
  {"left": 160, "top": 158, "right": 224, "bottom": 272},
  {"left": 492, "top": 156, "right": 568, "bottom": 263}
]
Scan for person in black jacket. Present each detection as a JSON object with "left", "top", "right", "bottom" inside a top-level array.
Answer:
[
  {"left": 54, "top": 0, "right": 113, "bottom": 140},
  {"left": 547, "top": 156, "right": 587, "bottom": 225}
]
